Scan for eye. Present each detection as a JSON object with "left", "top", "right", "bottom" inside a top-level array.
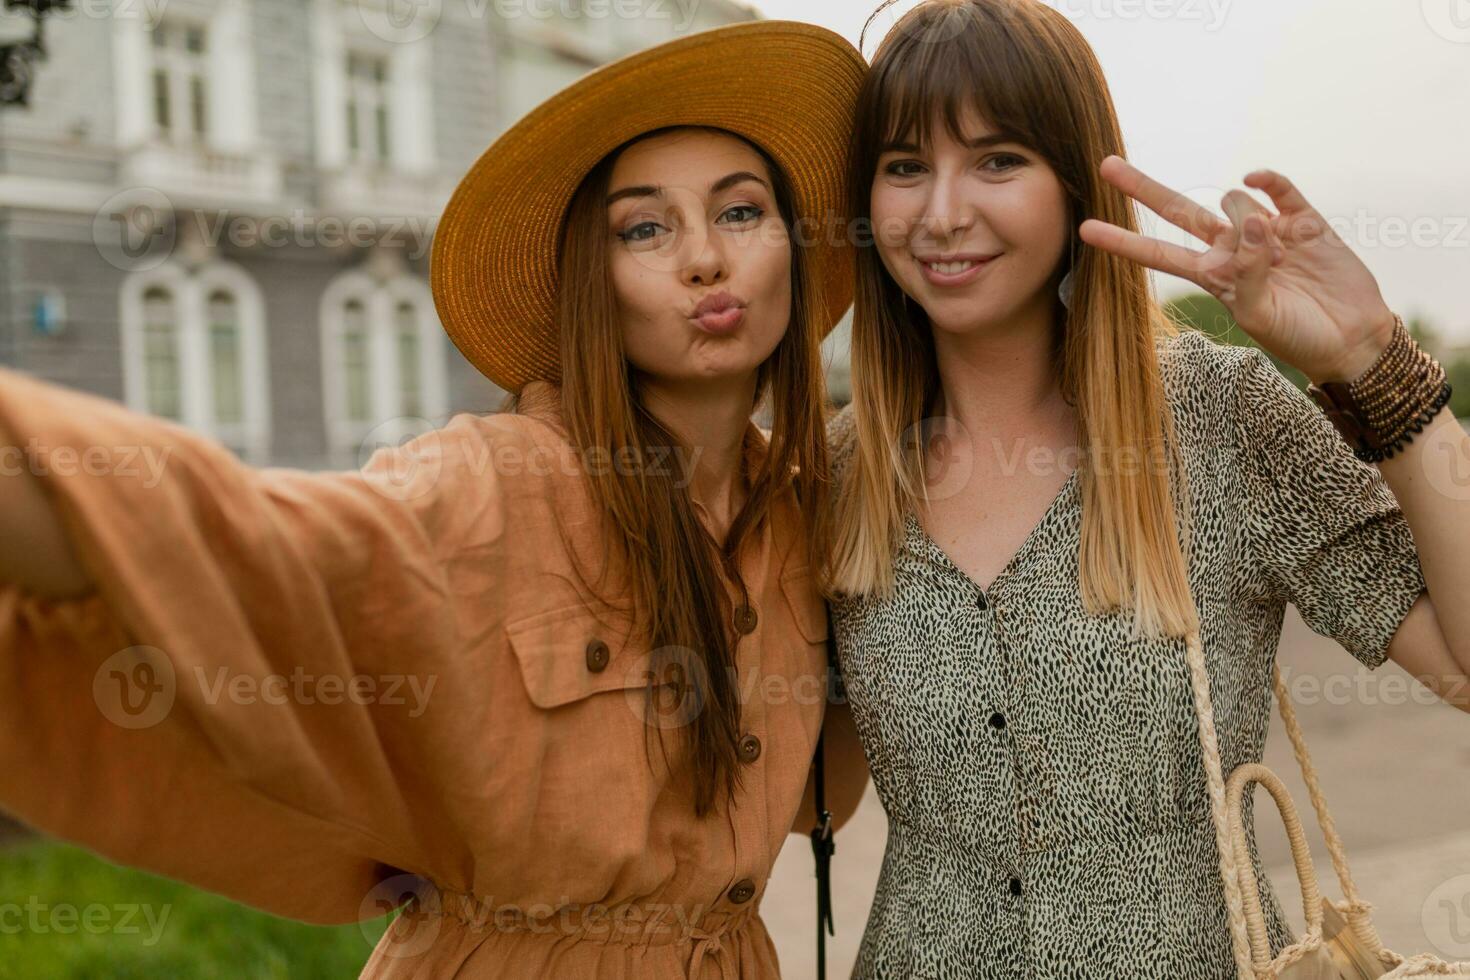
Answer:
[
  {"left": 983, "top": 153, "right": 1026, "bottom": 172},
  {"left": 718, "top": 204, "right": 764, "bottom": 224},
  {"left": 884, "top": 159, "right": 925, "bottom": 178},
  {"left": 617, "top": 220, "right": 667, "bottom": 244}
]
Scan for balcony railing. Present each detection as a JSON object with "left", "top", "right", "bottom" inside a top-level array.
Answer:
[
  {"left": 121, "top": 139, "right": 284, "bottom": 209},
  {"left": 318, "top": 163, "right": 457, "bottom": 223}
]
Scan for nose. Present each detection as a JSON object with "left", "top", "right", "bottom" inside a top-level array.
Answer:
[
  {"left": 918, "top": 169, "right": 975, "bottom": 245},
  {"left": 680, "top": 217, "right": 727, "bottom": 288}
]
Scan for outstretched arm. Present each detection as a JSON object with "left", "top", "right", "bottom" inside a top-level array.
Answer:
[
  {"left": 0, "top": 417, "right": 92, "bottom": 598},
  {"left": 0, "top": 365, "right": 508, "bottom": 922}
]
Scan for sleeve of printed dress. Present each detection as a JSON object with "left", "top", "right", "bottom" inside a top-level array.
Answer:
[
  {"left": 1231, "top": 345, "right": 1426, "bottom": 671},
  {"left": 0, "top": 365, "right": 508, "bottom": 924}
]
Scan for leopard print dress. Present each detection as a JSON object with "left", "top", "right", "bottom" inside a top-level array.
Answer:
[{"left": 824, "top": 327, "right": 1427, "bottom": 979}]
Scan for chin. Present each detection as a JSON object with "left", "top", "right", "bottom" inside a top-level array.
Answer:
[
  {"left": 924, "top": 300, "right": 999, "bottom": 336},
  {"left": 660, "top": 357, "right": 763, "bottom": 388}
]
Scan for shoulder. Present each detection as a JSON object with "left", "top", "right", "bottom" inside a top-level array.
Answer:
[
  {"left": 824, "top": 401, "right": 857, "bottom": 460},
  {"left": 443, "top": 410, "right": 589, "bottom": 500},
  {"left": 1154, "top": 325, "right": 1259, "bottom": 396},
  {"left": 351, "top": 408, "right": 585, "bottom": 546},
  {"left": 1154, "top": 325, "right": 1306, "bottom": 446},
  {"left": 824, "top": 401, "right": 859, "bottom": 484}
]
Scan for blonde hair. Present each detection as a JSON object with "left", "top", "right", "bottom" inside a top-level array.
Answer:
[{"left": 826, "top": 0, "right": 1198, "bottom": 641}]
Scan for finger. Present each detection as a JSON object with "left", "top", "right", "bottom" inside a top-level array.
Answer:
[
  {"left": 1078, "top": 218, "right": 1211, "bottom": 283},
  {"left": 1221, "top": 190, "right": 1285, "bottom": 251},
  {"left": 1220, "top": 188, "right": 1273, "bottom": 231},
  {"left": 1243, "top": 169, "right": 1314, "bottom": 216},
  {"left": 1231, "top": 211, "right": 1272, "bottom": 311},
  {"left": 1219, "top": 189, "right": 1290, "bottom": 267},
  {"left": 1098, "top": 155, "right": 1230, "bottom": 245}
]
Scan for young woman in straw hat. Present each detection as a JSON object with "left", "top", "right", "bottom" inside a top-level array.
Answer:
[
  {"left": 825, "top": 1, "right": 1469, "bottom": 977},
  {"left": 0, "top": 21, "right": 870, "bottom": 979}
]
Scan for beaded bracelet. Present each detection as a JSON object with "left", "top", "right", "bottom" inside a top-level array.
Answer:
[{"left": 1305, "top": 313, "right": 1454, "bottom": 463}]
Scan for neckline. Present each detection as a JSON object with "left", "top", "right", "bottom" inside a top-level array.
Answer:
[{"left": 906, "top": 464, "right": 1080, "bottom": 597}]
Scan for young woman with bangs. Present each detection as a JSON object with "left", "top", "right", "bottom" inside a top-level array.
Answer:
[{"left": 823, "top": 1, "right": 1470, "bottom": 976}]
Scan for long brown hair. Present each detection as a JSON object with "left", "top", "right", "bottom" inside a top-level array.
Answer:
[
  {"left": 505, "top": 125, "right": 833, "bottom": 818},
  {"left": 829, "top": 0, "right": 1197, "bottom": 641}
]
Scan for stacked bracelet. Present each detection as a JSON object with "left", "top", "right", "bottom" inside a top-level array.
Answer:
[{"left": 1305, "top": 313, "right": 1453, "bottom": 463}]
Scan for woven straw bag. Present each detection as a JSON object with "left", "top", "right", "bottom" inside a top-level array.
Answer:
[{"left": 1182, "top": 629, "right": 1470, "bottom": 979}]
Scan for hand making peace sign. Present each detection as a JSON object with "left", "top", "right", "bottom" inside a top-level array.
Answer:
[{"left": 1077, "top": 155, "right": 1398, "bottom": 386}]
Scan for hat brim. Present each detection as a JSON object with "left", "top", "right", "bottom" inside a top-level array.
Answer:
[{"left": 430, "top": 20, "right": 865, "bottom": 393}]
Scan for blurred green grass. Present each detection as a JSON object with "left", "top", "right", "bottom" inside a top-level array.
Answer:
[
  {"left": 0, "top": 839, "right": 391, "bottom": 979},
  {"left": 1167, "top": 292, "right": 1470, "bottom": 420}
]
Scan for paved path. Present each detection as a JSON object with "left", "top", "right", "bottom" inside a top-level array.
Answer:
[{"left": 764, "top": 606, "right": 1470, "bottom": 977}]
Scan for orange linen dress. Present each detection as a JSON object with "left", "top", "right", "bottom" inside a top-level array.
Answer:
[{"left": 0, "top": 368, "right": 851, "bottom": 979}]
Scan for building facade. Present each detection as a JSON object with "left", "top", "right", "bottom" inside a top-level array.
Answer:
[{"left": 0, "top": 0, "right": 762, "bottom": 470}]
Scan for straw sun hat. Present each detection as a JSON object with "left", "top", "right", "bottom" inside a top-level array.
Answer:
[{"left": 429, "top": 21, "right": 866, "bottom": 393}]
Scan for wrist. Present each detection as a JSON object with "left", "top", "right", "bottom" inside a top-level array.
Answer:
[
  {"left": 1305, "top": 312, "right": 1453, "bottom": 463},
  {"left": 1309, "top": 309, "right": 1399, "bottom": 386}
]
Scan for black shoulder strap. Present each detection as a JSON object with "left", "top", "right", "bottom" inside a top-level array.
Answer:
[{"left": 809, "top": 620, "right": 838, "bottom": 979}]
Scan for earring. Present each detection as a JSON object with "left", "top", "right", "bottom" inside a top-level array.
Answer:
[{"left": 1058, "top": 234, "right": 1080, "bottom": 310}]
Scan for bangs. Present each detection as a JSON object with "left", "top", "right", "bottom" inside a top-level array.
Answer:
[{"left": 868, "top": 5, "right": 1039, "bottom": 155}]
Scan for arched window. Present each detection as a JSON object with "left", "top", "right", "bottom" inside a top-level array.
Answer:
[
  {"left": 395, "top": 298, "right": 422, "bottom": 419},
  {"left": 207, "top": 289, "right": 242, "bottom": 426},
  {"left": 141, "top": 285, "right": 182, "bottom": 420},
  {"left": 121, "top": 261, "right": 271, "bottom": 461},
  {"left": 320, "top": 270, "right": 448, "bottom": 461},
  {"left": 342, "top": 296, "right": 373, "bottom": 425}
]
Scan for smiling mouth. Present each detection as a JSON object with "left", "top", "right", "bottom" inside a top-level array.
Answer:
[
  {"left": 912, "top": 253, "right": 1002, "bottom": 287},
  {"left": 916, "top": 255, "right": 999, "bottom": 274},
  {"left": 926, "top": 259, "right": 980, "bottom": 275}
]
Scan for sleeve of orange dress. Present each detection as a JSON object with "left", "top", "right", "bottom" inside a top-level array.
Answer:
[{"left": 0, "top": 365, "right": 506, "bottom": 925}]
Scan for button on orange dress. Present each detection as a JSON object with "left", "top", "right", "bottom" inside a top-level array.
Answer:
[{"left": 0, "top": 369, "right": 846, "bottom": 979}]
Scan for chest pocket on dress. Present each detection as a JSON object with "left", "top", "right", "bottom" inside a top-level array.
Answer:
[
  {"left": 497, "top": 586, "right": 676, "bottom": 885},
  {"left": 505, "top": 592, "right": 653, "bottom": 710}
]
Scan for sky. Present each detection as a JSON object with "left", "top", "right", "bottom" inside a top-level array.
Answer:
[{"left": 747, "top": 0, "right": 1470, "bottom": 346}]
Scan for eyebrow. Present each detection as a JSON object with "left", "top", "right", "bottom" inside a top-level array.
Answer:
[
  {"left": 881, "top": 133, "right": 1017, "bottom": 153},
  {"left": 604, "top": 171, "right": 770, "bottom": 208}
]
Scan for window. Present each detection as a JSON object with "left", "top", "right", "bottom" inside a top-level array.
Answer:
[
  {"left": 142, "top": 285, "right": 182, "bottom": 420},
  {"left": 395, "top": 299, "right": 422, "bottom": 419},
  {"left": 122, "top": 262, "right": 271, "bottom": 460},
  {"left": 345, "top": 51, "right": 391, "bottom": 165},
  {"left": 311, "top": 5, "right": 436, "bottom": 177},
  {"left": 320, "top": 271, "right": 448, "bottom": 459},
  {"left": 148, "top": 19, "right": 209, "bottom": 143},
  {"left": 207, "top": 290, "right": 242, "bottom": 427},
  {"left": 341, "top": 298, "right": 372, "bottom": 424}
]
